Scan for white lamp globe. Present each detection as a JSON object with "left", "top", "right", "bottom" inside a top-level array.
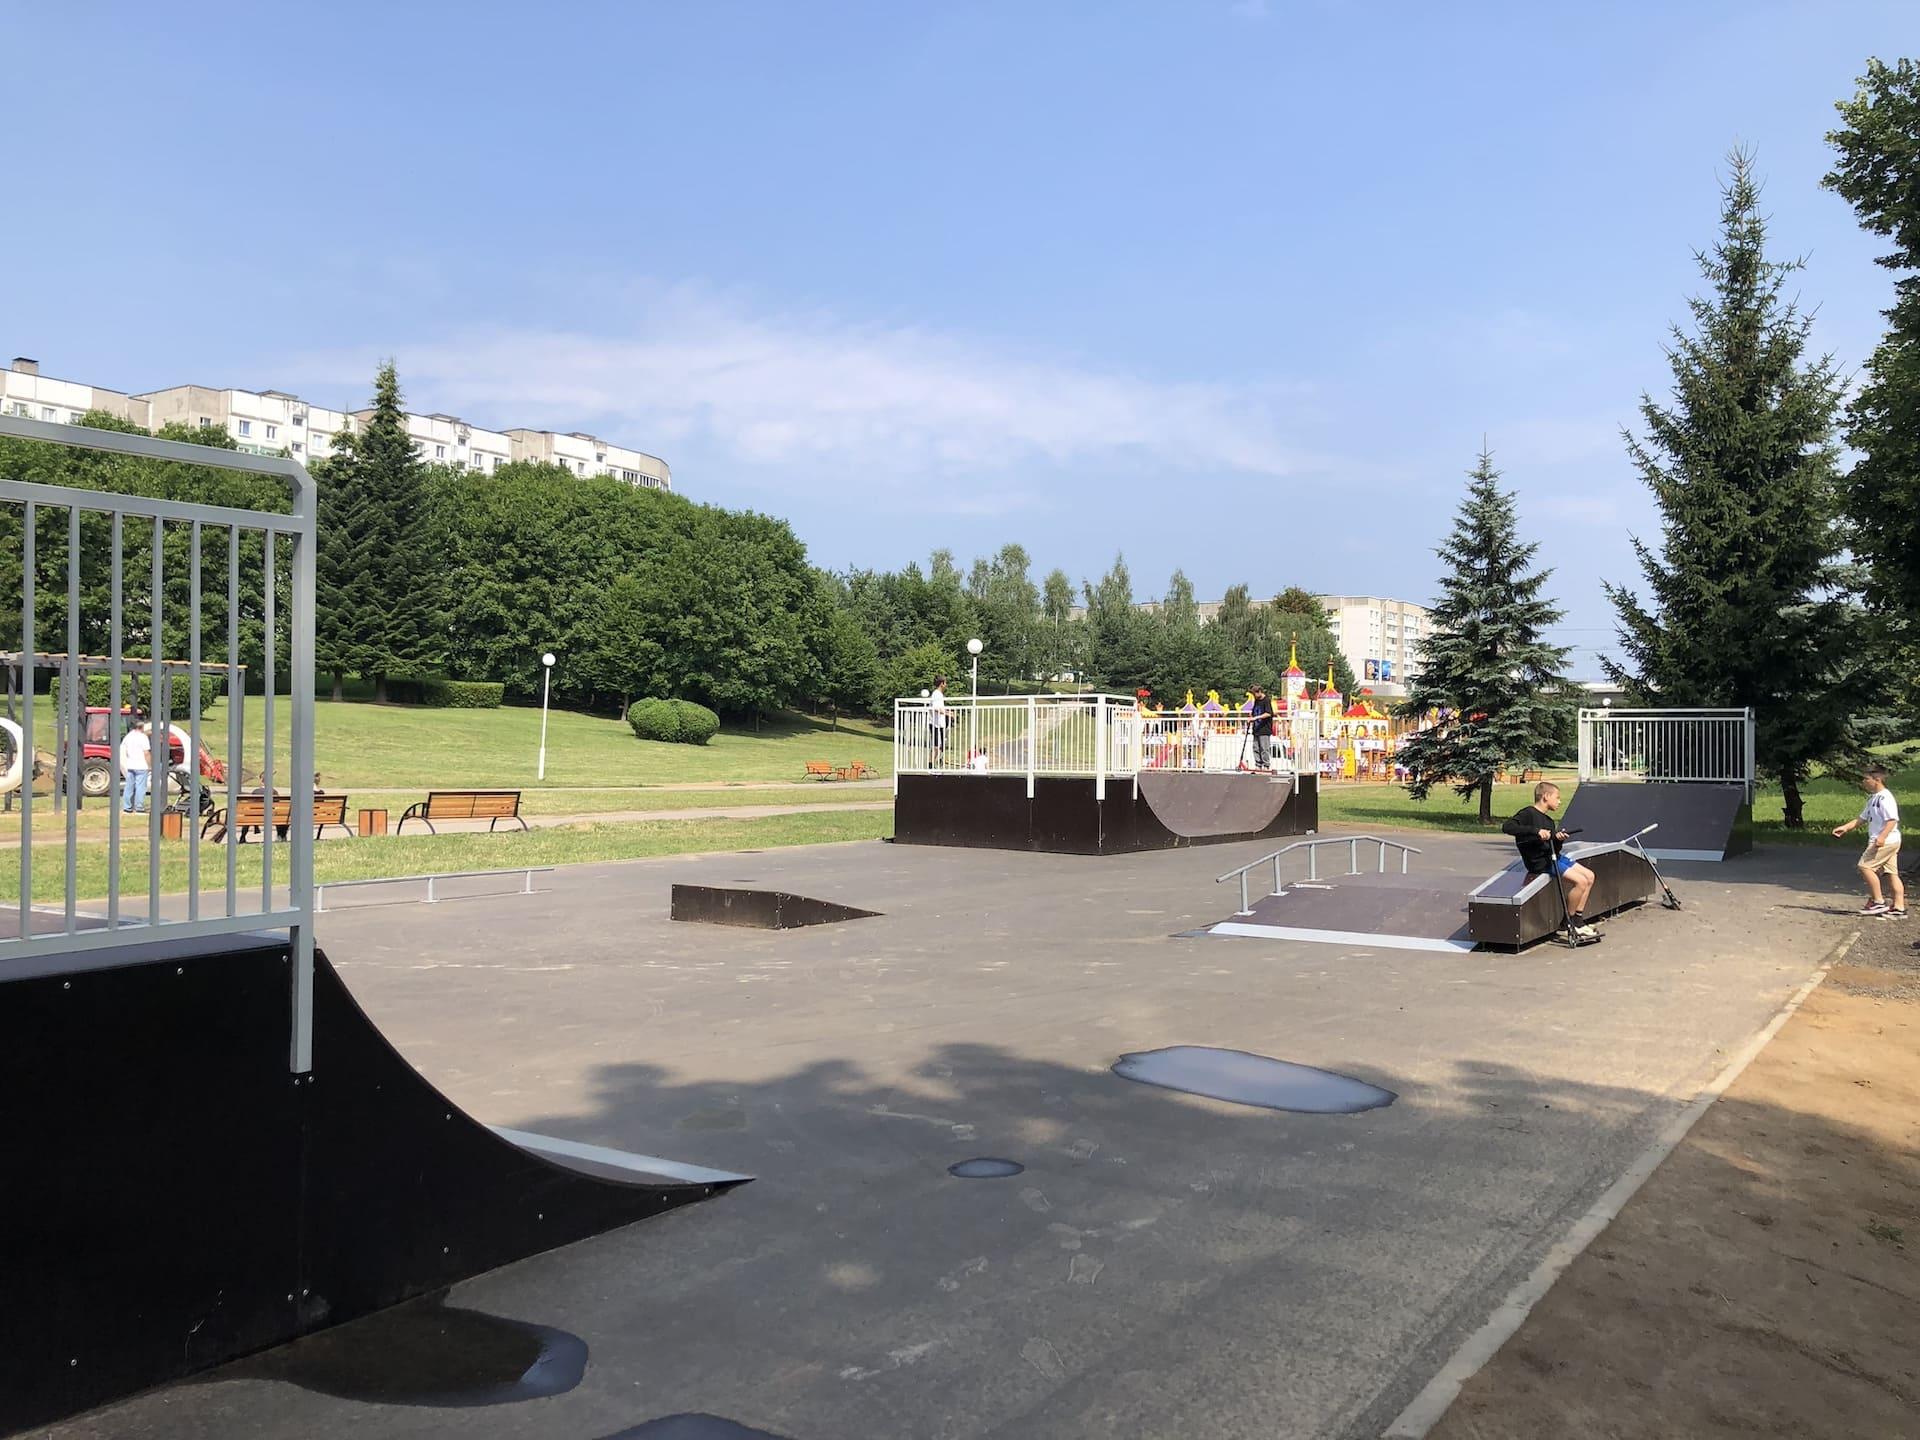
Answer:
[
  {"left": 966, "top": 638, "right": 983, "bottom": 656},
  {"left": 541, "top": 652, "right": 556, "bottom": 667}
]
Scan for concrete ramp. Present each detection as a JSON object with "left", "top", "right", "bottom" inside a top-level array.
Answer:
[
  {"left": 1562, "top": 781, "right": 1751, "bottom": 861},
  {"left": 1136, "top": 771, "right": 1294, "bottom": 839},
  {"left": 1209, "top": 870, "right": 1476, "bottom": 953}
]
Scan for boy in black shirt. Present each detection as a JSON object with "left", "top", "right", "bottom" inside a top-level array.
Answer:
[{"left": 1502, "top": 780, "right": 1597, "bottom": 940}]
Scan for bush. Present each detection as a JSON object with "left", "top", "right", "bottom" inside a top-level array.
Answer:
[
  {"left": 51, "top": 672, "right": 218, "bottom": 720},
  {"left": 627, "top": 697, "right": 682, "bottom": 743},
  {"left": 419, "top": 679, "right": 504, "bottom": 709},
  {"left": 669, "top": 699, "right": 720, "bottom": 745}
]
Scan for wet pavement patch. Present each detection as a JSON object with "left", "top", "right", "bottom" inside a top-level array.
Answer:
[
  {"left": 948, "top": 1157, "right": 1025, "bottom": 1178},
  {"left": 230, "top": 1296, "right": 586, "bottom": 1407},
  {"left": 602, "top": 1417, "right": 794, "bottom": 1439},
  {"left": 1112, "top": 1045, "right": 1395, "bottom": 1114}
]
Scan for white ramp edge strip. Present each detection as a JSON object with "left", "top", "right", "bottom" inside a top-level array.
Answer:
[
  {"left": 1642, "top": 847, "right": 1726, "bottom": 862},
  {"left": 1383, "top": 927, "right": 1861, "bottom": 1439},
  {"left": 1209, "top": 921, "right": 1477, "bottom": 954},
  {"left": 492, "top": 1126, "right": 753, "bottom": 1187}
]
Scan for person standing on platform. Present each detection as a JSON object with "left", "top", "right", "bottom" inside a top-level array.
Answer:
[
  {"left": 1248, "top": 684, "right": 1276, "bottom": 771},
  {"left": 1502, "top": 781, "right": 1596, "bottom": 939},
  {"left": 120, "top": 717, "right": 153, "bottom": 814},
  {"left": 928, "top": 676, "right": 949, "bottom": 767},
  {"left": 1833, "top": 765, "right": 1903, "bottom": 917}
]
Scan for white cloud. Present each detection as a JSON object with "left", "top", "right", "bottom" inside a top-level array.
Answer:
[{"left": 280, "top": 289, "right": 1319, "bottom": 492}]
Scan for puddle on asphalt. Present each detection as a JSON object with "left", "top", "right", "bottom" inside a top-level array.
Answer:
[
  {"left": 233, "top": 1296, "right": 586, "bottom": 1407},
  {"left": 1111, "top": 1046, "right": 1395, "bottom": 1114},
  {"left": 603, "top": 1417, "right": 794, "bottom": 1439},
  {"left": 947, "top": 1157, "right": 1025, "bottom": 1179}
]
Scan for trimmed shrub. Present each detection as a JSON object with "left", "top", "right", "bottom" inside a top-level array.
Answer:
[
  {"left": 419, "top": 679, "right": 504, "bottom": 709},
  {"left": 627, "top": 697, "right": 682, "bottom": 743},
  {"left": 669, "top": 699, "right": 720, "bottom": 745},
  {"left": 51, "top": 672, "right": 218, "bottom": 720}
]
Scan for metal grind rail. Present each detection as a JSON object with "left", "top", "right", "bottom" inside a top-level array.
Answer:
[
  {"left": 315, "top": 866, "right": 556, "bottom": 913},
  {"left": 1217, "top": 834, "right": 1423, "bottom": 915}
]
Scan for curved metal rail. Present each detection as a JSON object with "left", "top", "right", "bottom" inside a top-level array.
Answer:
[{"left": 1216, "top": 834, "right": 1423, "bottom": 914}]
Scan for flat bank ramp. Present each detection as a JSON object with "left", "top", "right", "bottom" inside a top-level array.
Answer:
[
  {"left": 1562, "top": 781, "right": 1751, "bottom": 861},
  {"left": 1210, "top": 870, "right": 1475, "bottom": 954}
]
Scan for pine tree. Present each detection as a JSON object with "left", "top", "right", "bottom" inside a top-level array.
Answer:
[
  {"left": 322, "top": 363, "right": 446, "bottom": 699},
  {"left": 1825, "top": 59, "right": 1920, "bottom": 720},
  {"left": 1604, "top": 150, "right": 1856, "bottom": 827},
  {"left": 1396, "top": 449, "right": 1573, "bottom": 823}
]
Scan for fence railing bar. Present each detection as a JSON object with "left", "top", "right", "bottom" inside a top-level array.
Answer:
[
  {"left": 64, "top": 505, "right": 79, "bottom": 932},
  {"left": 108, "top": 512, "right": 121, "bottom": 928},
  {"left": 261, "top": 532, "right": 275, "bottom": 915},
  {"left": 226, "top": 526, "right": 239, "bottom": 912},
  {"left": 148, "top": 518, "right": 163, "bottom": 923},
  {"left": 19, "top": 501, "right": 33, "bottom": 940},
  {"left": 187, "top": 521, "right": 201, "bottom": 923}
]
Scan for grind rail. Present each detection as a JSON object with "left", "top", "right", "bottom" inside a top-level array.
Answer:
[
  {"left": 1216, "top": 834, "right": 1423, "bottom": 915},
  {"left": 315, "top": 866, "right": 555, "bottom": 913}
]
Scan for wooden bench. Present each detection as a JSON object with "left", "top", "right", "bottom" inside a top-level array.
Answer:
[
  {"left": 833, "top": 760, "right": 873, "bottom": 782},
  {"left": 804, "top": 761, "right": 836, "bottom": 781},
  {"left": 201, "top": 792, "right": 351, "bottom": 844},
  {"left": 396, "top": 789, "right": 529, "bottom": 835}
]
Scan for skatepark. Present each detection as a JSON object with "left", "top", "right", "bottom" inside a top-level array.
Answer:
[{"left": 0, "top": 419, "right": 1876, "bottom": 1440}]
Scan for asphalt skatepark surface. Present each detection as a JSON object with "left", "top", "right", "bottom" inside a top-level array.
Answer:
[{"left": 54, "top": 831, "right": 1857, "bottom": 1440}]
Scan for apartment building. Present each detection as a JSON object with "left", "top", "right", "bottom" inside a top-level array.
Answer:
[
  {"left": 2, "top": 356, "right": 672, "bottom": 489},
  {"left": 1, "top": 357, "right": 152, "bottom": 428},
  {"left": 1315, "top": 594, "right": 1433, "bottom": 694},
  {"left": 505, "top": 429, "right": 671, "bottom": 489}
]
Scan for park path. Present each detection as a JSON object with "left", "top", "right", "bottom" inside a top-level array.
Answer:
[{"left": 0, "top": 796, "right": 891, "bottom": 848}]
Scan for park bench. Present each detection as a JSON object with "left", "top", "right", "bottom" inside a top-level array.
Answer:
[
  {"left": 834, "top": 760, "right": 874, "bottom": 782},
  {"left": 201, "top": 792, "right": 351, "bottom": 845},
  {"left": 804, "top": 761, "right": 836, "bottom": 781},
  {"left": 396, "top": 789, "right": 529, "bottom": 835}
]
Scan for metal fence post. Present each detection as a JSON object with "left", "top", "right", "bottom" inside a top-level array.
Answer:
[{"left": 1026, "top": 694, "right": 1036, "bottom": 799}]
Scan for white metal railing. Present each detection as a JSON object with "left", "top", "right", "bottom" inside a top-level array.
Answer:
[
  {"left": 316, "top": 866, "right": 554, "bottom": 912},
  {"left": 0, "top": 414, "right": 319, "bottom": 1072},
  {"left": 894, "top": 693, "right": 1321, "bottom": 798},
  {"left": 1216, "top": 834, "right": 1423, "bottom": 914},
  {"left": 1577, "top": 707, "right": 1755, "bottom": 798}
]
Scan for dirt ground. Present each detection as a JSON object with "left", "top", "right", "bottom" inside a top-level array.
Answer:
[{"left": 1429, "top": 917, "right": 1920, "bottom": 1439}]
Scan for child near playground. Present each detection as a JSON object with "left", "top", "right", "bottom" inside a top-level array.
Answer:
[
  {"left": 1502, "top": 781, "right": 1598, "bottom": 941},
  {"left": 1832, "top": 765, "right": 1903, "bottom": 917}
]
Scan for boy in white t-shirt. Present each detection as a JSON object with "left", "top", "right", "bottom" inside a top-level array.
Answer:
[{"left": 1832, "top": 765, "right": 1903, "bottom": 917}]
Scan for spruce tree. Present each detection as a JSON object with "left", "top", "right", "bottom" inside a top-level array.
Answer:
[
  {"left": 1396, "top": 449, "right": 1573, "bottom": 823},
  {"left": 1825, "top": 59, "right": 1920, "bottom": 719},
  {"left": 323, "top": 363, "right": 446, "bottom": 699},
  {"left": 1604, "top": 151, "right": 1855, "bottom": 826}
]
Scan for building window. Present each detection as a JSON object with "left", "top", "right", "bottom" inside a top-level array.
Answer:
[
  {"left": 6, "top": 402, "right": 28, "bottom": 417},
  {"left": 434, "top": 444, "right": 445, "bottom": 459},
  {"left": 68, "top": 410, "right": 83, "bottom": 423},
  {"left": 41, "top": 406, "right": 56, "bottom": 421},
  {"left": 237, "top": 419, "right": 252, "bottom": 436},
  {"left": 198, "top": 417, "right": 212, "bottom": 428},
  {"left": 623, "top": 469, "right": 637, "bottom": 482},
  {"left": 265, "top": 424, "right": 277, "bottom": 440},
  {"left": 292, "top": 413, "right": 304, "bottom": 426},
  {"left": 291, "top": 441, "right": 303, "bottom": 453}
]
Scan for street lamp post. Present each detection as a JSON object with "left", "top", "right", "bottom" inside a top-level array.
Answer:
[
  {"left": 537, "top": 651, "right": 556, "bottom": 780},
  {"left": 966, "top": 638, "right": 983, "bottom": 762}
]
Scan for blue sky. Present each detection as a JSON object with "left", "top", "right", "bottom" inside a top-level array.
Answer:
[{"left": 11, "top": 2, "right": 1912, "bottom": 674}]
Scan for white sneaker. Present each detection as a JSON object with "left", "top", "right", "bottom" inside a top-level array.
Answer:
[{"left": 1863, "top": 901, "right": 1891, "bottom": 915}]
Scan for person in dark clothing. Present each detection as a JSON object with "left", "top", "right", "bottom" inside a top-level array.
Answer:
[
  {"left": 1502, "top": 780, "right": 1596, "bottom": 939},
  {"left": 1248, "top": 684, "right": 1276, "bottom": 771}
]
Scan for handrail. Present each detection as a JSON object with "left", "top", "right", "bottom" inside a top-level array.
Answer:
[
  {"left": 1216, "top": 835, "right": 1423, "bottom": 914},
  {"left": 315, "top": 866, "right": 554, "bottom": 913}
]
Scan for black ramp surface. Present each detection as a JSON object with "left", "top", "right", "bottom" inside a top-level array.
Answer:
[
  {"left": 1561, "top": 781, "right": 1752, "bottom": 860},
  {"left": 1135, "top": 771, "right": 1294, "bottom": 838},
  {"left": 1214, "top": 871, "right": 1474, "bottom": 951},
  {"left": 669, "top": 884, "right": 878, "bottom": 929},
  {"left": 0, "top": 939, "right": 732, "bottom": 1433}
]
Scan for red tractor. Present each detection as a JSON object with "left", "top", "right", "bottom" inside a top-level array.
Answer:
[{"left": 73, "top": 707, "right": 228, "bottom": 800}]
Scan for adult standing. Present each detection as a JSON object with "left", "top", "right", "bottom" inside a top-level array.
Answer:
[
  {"left": 1248, "top": 684, "right": 1276, "bottom": 771},
  {"left": 928, "top": 676, "right": 949, "bottom": 767},
  {"left": 120, "top": 717, "right": 153, "bottom": 814}
]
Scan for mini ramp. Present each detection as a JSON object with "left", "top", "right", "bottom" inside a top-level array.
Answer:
[
  {"left": 1134, "top": 771, "right": 1293, "bottom": 838},
  {"left": 0, "top": 938, "right": 747, "bottom": 1433}
]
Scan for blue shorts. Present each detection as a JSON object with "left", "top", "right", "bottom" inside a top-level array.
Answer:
[{"left": 1530, "top": 855, "right": 1576, "bottom": 878}]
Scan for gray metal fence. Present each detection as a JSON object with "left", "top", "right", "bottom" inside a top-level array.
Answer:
[
  {"left": 0, "top": 414, "right": 318, "bottom": 1071},
  {"left": 1576, "top": 706, "right": 1755, "bottom": 798}
]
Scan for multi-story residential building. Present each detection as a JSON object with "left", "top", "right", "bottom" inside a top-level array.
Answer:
[
  {"left": 1314, "top": 594, "right": 1433, "bottom": 695},
  {"left": 504, "top": 429, "right": 671, "bottom": 489},
  {"left": 3, "top": 355, "right": 672, "bottom": 489},
  {"left": 2, "top": 356, "right": 152, "bottom": 428}
]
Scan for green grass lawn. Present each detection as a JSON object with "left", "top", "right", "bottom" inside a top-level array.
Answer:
[
  {"left": 3, "top": 808, "right": 894, "bottom": 905},
  {"left": 6, "top": 694, "right": 893, "bottom": 790}
]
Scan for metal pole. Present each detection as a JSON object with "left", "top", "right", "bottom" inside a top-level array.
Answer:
[
  {"left": 538, "top": 663, "right": 550, "bottom": 780},
  {"left": 1239, "top": 872, "right": 1249, "bottom": 914},
  {"left": 1349, "top": 837, "right": 1359, "bottom": 875},
  {"left": 1025, "top": 694, "right": 1036, "bottom": 799}
]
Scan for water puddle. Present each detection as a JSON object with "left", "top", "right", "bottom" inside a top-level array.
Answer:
[
  {"left": 948, "top": 1157, "right": 1025, "bottom": 1178},
  {"left": 603, "top": 1417, "right": 793, "bottom": 1439},
  {"left": 234, "top": 1296, "right": 586, "bottom": 1407},
  {"left": 1111, "top": 1046, "right": 1395, "bottom": 1114}
]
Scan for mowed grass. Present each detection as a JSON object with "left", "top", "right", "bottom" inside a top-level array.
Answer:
[
  {"left": 2, "top": 808, "right": 894, "bottom": 905},
  {"left": 5, "top": 695, "right": 893, "bottom": 790},
  {"left": 1321, "top": 758, "right": 1912, "bottom": 848}
]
